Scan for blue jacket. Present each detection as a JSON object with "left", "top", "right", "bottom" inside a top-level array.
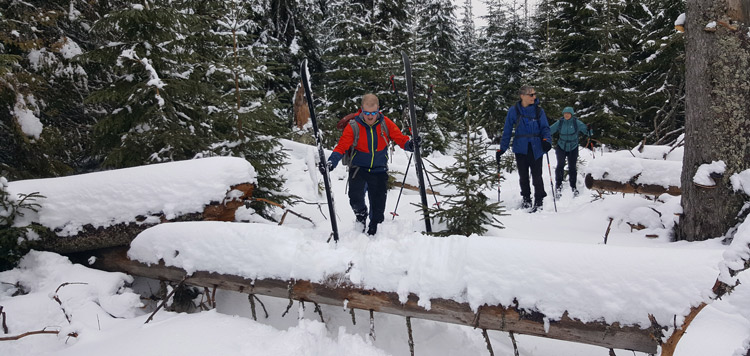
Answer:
[
  {"left": 549, "top": 116, "right": 590, "bottom": 152},
  {"left": 499, "top": 99, "right": 552, "bottom": 160}
]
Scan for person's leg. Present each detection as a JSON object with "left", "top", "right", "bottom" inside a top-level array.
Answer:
[
  {"left": 515, "top": 153, "right": 532, "bottom": 207},
  {"left": 348, "top": 168, "right": 368, "bottom": 230},
  {"left": 366, "top": 172, "right": 389, "bottom": 235},
  {"left": 531, "top": 154, "right": 546, "bottom": 206},
  {"left": 568, "top": 148, "right": 579, "bottom": 189},
  {"left": 554, "top": 146, "right": 565, "bottom": 189}
]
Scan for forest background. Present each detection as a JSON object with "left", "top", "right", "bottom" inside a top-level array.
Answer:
[{"left": 0, "top": 0, "right": 684, "bottom": 215}]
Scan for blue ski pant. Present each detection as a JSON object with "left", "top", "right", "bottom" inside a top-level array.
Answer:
[{"left": 349, "top": 167, "right": 388, "bottom": 226}]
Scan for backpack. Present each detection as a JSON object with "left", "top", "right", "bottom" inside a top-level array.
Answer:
[
  {"left": 336, "top": 113, "right": 390, "bottom": 167},
  {"left": 552, "top": 116, "right": 577, "bottom": 139}
]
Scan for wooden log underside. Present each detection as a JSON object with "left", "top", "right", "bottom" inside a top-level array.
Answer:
[
  {"left": 83, "top": 247, "right": 659, "bottom": 354},
  {"left": 585, "top": 173, "right": 681, "bottom": 196}
]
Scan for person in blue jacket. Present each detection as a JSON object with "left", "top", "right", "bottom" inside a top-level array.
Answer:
[
  {"left": 549, "top": 106, "right": 591, "bottom": 197},
  {"left": 496, "top": 85, "right": 552, "bottom": 212}
]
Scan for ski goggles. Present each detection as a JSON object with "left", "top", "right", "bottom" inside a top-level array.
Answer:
[{"left": 361, "top": 110, "right": 379, "bottom": 116}]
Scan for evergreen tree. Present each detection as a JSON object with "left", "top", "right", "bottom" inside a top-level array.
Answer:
[
  {"left": 0, "top": 0, "right": 97, "bottom": 178},
  {"left": 546, "top": 0, "right": 642, "bottom": 148},
  {"left": 427, "top": 119, "right": 505, "bottom": 236},
  {"left": 471, "top": 0, "right": 511, "bottom": 138},
  {"left": 630, "top": 0, "right": 685, "bottom": 145},
  {"left": 201, "top": 0, "right": 292, "bottom": 215},
  {"left": 0, "top": 176, "right": 46, "bottom": 271},
  {"left": 410, "top": 0, "right": 460, "bottom": 154},
  {"left": 83, "top": 1, "right": 217, "bottom": 168}
]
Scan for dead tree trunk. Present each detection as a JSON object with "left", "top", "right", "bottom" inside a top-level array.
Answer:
[
  {"left": 81, "top": 247, "right": 660, "bottom": 354},
  {"left": 677, "top": 0, "right": 750, "bottom": 241}
]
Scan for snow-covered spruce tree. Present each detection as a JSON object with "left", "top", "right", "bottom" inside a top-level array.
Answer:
[
  {"left": 453, "top": 0, "right": 481, "bottom": 135},
  {"left": 629, "top": 0, "right": 685, "bottom": 145},
  {"left": 200, "top": 0, "right": 292, "bottom": 215},
  {"left": 549, "top": 0, "right": 640, "bottom": 148},
  {"left": 426, "top": 118, "right": 505, "bottom": 236},
  {"left": 529, "top": 0, "right": 570, "bottom": 116},
  {"left": 319, "top": 0, "right": 413, "bottom": 147},
  {"left": 83, "top": 1, "right": 216, "bottom": 168},
  {"left": 494, "top": 0, "right": 537, "bottom": 106},
  {"left": 410, "top": 0, "right": 460, "bottom": 154},
  {"left": 0, "top": 0, "right": 97, "bottom": 178},
  {"left": 0, "top": 177, "right": 45, "bottom": 271},
  {"left": 471, "top": 1, "right": 513, "bottom": 139}
]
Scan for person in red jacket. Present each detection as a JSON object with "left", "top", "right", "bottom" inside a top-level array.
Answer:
[{"left": 324, "top": 94, "right": 416, "bottom": 235}]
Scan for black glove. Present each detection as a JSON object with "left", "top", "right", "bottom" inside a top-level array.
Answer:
[
  {"left": 318, "top": 160, "right": 333, "bottom": 175},
  {"left": 542, "top": 139, "right": 552, "bottom": 153},
  {"left": 495, "top": 150, "right": 505, "bottom": 165}
]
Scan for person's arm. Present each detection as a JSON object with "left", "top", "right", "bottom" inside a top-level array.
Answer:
[
  {"left": 539, "top": 109, "right": 552, "bottom": 142},
  {"left": 328, "top": 123, "right": 355, "bottom": 168},
  {"left": 384, "top": 117, "right": 411, "bottom": 148},
  {"left": 499, "top": 110, "right": 515, "bottom": 153},
  {"left": 549, "top": 119, "right": 560, "bottom": 135},
  {"left": 577, "top": 119, "right": 591, "bottom": 137}
]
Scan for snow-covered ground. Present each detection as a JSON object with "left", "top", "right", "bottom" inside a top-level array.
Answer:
[{"left": 2, "top": 139, "right": 749, "bottom": 355}]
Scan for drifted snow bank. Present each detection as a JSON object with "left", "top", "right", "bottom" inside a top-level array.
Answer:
[
  {"left": 7, "top": 157, "right": 256, "bottom": 236},
  {"left": 585, "top": 145, "right": 682, "bottom": 188},
  {"left": 129, "top": 221, "right": 721, "bottom": 329}
]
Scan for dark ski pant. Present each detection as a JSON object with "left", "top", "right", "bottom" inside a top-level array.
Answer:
[
  {"left": 555, "top": 146, "right": 578, "bottom": 188},
  {"left": 515, "top": 146, "right": 546, "bottom": 202},
  {"left": 349, "top": 167, "right": 388, "bottom": 227}
]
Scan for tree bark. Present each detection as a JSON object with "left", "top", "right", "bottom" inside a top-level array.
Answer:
[
  {"left": 677, "top": 0, "right": 750, "bottom": 241},
  {"left": 80, "top": 247, "right": 660, "bottom": 354}
]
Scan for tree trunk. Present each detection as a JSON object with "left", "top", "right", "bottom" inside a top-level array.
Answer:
[{"left": 677, "top": 0, "right": 750, "bottom": 241}]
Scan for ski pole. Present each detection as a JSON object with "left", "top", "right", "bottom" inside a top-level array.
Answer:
[
  {"left": 390, "top": 153, "right": 413, "bottom": 219},
  {"left": 497, "top": 163, "right": 502, "bottom": 202},
  {"left": 545, "top": 152, "right": 558, "bottom": 212}
]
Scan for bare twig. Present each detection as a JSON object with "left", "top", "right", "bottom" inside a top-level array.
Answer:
[
  {"left": 211, "top": 286, "right": 217, "bottom": 309},
  {"left": 406, "top": 316, "right": 415, "bottom": 356},
  {"left": 482, "top": 328, "right": 494, "bottom": 356},
  {"left": 0, "top": 329, "right": 72, "bottom": 341},
  {"left": 248, "top": 294, "right": 257, "bottom": 320},
  {"left": 52, "top": 282, "right": 88, "bottom": 324},
  {"left": 145, "top": 278, "right": 185, "bottom": 324},
  {"left": 313, "top": 302, "right": 325, "bottom": 323},
  {"left": 281, "top": 281, "right": 295, "bottom": 318},
  {"left": 248, "top": 198, "right": 315, "bottom": 226},
  {"left": 349, "top": 307, "right": 356, "bottom": 325},
  {"left": 1, "top": 306, "right": 7, "bottom": 334},
  {"left": 369, "top": 309, "right": 375, "bottom": 341},
  {"left": 603, "top": 218, "right": 614, "bottom": 244},
  {"left": 509, "top": 331, "right": 520, "bottom": 356}
]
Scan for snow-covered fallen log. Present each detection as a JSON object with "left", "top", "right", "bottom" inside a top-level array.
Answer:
[
  {"left": 86, "top": 246, "right": 659, "bottom": 353},
  {"left": 584, "top": 145, "right": 683, "bottom": 196},
  {"left": 84, "top": 221, "right": 724, "bottom": 354},
  {"left": 7, "top": 157, "right": 256, "bottom": 253},
  {"left": 585, "top": 174, "right": 681, "bottom": 196}
]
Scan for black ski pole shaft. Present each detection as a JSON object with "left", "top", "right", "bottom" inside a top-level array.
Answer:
[
  {"left": 390, "top": 153, "right": 413, "bottom": 219},
  {"left": 300, "top": 59, "right": 340, "bottom": 242},
  {"left": 545, "top": 152, "right": 557, "bottom": 213},
  {"left": 497, "top": 163, "right": 502, "bottom": 202},
  {"left": 402, "top": 51, "right": 431, "bottom": 233}
]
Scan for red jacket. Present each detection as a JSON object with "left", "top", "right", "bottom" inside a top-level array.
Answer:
[{"left": 332, "top": 110, "right": 410, "bottom": 172}]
